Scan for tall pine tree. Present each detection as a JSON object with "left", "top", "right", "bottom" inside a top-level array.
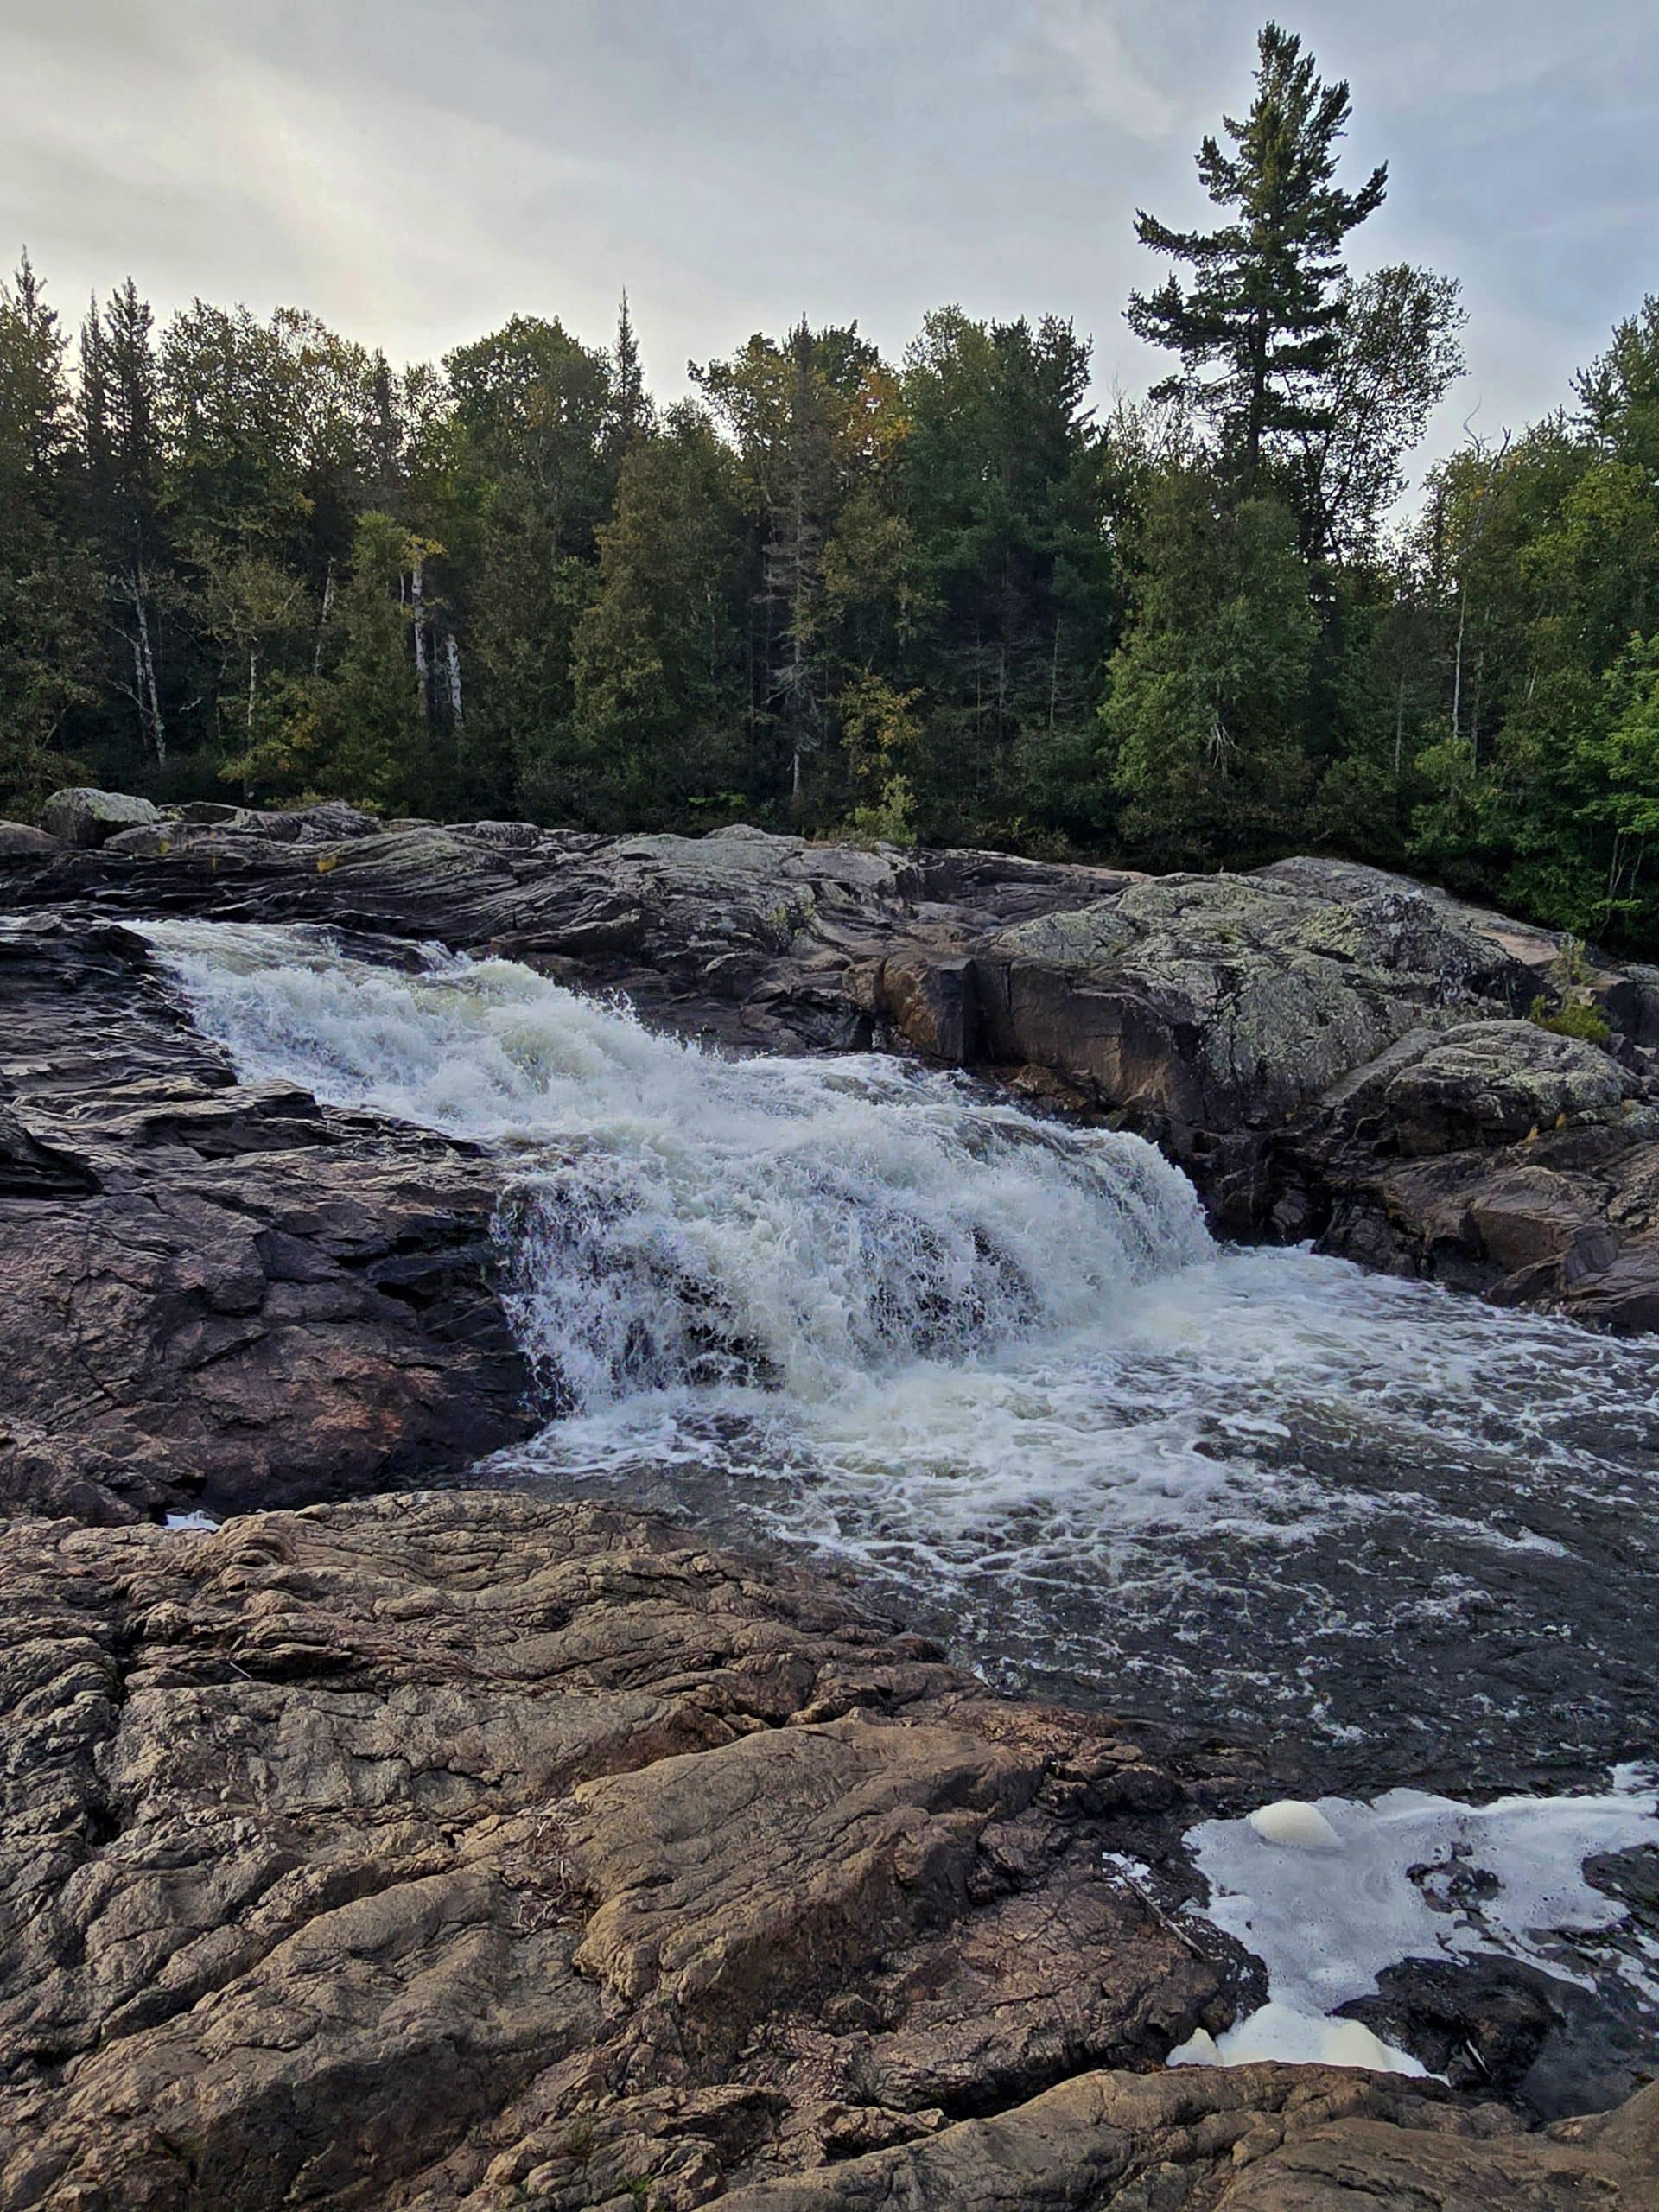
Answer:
[{"left": 1128, "top": 22, "right": 1387, "bottom": 488}]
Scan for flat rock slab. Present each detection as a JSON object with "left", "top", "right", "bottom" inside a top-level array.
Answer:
[{"left": 0, "top": 1492, "right": 1649, "bottom": 2211}]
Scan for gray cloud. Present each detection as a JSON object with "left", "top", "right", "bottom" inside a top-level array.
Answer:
[{"left": 3, "top": 0, "right": 1655, "bottom": 467}]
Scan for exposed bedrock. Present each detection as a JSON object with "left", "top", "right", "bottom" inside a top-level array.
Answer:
[
  {"left": 0, "top": 916, "right": 530, "bottom": 1524},
  {"left": 1, "top": 1491, "right": 1652, "bottom": 2212},
  {"left": 9, "top": 797, "right": 1659, "bottom": 1328}
]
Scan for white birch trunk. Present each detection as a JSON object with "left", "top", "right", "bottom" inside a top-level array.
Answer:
[
  {"left": 442, "top": 632, "right": 463, "bottom": 724},
  {"left": 411, "top": 560, "right": 430, "bottom": 721},
  {"left": 313, "top": 561, "right": 334, "bottom": 677},
  {"left": 131, "top": 569, "right": 165, "bottom": 767}
]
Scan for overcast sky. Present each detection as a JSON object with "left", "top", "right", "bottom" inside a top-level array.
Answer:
[{"left": 3, "top": 0, "right": 1656, "bottom": 466}]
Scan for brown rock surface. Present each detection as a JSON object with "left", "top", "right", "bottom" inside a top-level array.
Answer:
[
  {"left": 0, "top": 918, "right": 530, "bottom": 1523},
  {"left": 1312, "top": 1116, "right": 1659, "bottom": 1327},
  {"left": 2, "top": 1491, "right": 1650, "bottom": 2212}
]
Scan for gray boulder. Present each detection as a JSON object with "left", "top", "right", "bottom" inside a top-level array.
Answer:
[
  {"left": 1331, "top": 1020, "right": 1638, "bottom": 1156},
  {"left": 0, "top": 821, "right": 60, "bottom": 858},
  {"left": 969, "top": 871, "right": 1537, "bottom": 1135},
  {"left": 460, "top": 817, "right": 543, "bottom": 849},
  {"left": 38, "top": 786, "right": 160, "bottom": 848}
]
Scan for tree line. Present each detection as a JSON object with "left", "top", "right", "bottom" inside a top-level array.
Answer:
[{"left": 3, "top": 22, "right": 1659, "bottom": 946}]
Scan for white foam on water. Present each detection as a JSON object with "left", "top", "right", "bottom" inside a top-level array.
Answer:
[
  {"left": 1170, "top": 1769, "right": 1659, "bottom": 2074},
  {"left": 1246, "top": 1800, "right": 1344, "bottom": 1850},
  {"left": 1171, "top": 2006, "right": 1421, "bottom": 2073}
]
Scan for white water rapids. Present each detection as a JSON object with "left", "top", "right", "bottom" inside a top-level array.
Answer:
[
  {"left": 143, "top": 918, "right": 1659, "bottom": 1758},
  {"left": 143, "top": 918, "right": 1659, "bottom": 2087}
]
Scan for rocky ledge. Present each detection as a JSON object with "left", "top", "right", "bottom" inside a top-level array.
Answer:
[
  {"left": 3, "top": 1489, "right": 1654, "bottom": 2212},
  {"left": 9, "top": 793, "right": 1659, "bottom": 1331},
  {"left": 0, "top": 916, "right": 529, "bottom": 1524}
]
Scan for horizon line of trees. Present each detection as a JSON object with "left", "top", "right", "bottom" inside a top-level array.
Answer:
[{"left": 4, "top": 22, "right": 1659, "bottom": 948}]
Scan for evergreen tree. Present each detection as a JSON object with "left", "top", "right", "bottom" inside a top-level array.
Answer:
[
  {"left": 694, "top": 320, "right": 890, "bottom": 813},
  {"left": 570, "top": 404, "right": 750, "bottom": 824},
  {"left": 1106, "top": 467, "right": 1315, "bottom": 861},
  {"left": 895, "top": 308, "right": 1112, "bottom": 840},
  {"left": 81, "top": 279, "right": 170, "bottom": 768},
  {"left": 0, "top": 255, "right": 96, "bottom": 809},
  {"left": 1128, "top": 22, "right": 1387, "bottom": 487},
  {"left": 603, "top": 293, "right": 653, "bottom": 461},
  {"left": 441, "top": 316, "right": 615, "bottom": 816}
]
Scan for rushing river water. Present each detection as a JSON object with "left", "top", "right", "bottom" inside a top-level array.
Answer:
[{"left": 145, "top": 918, "right": 1659, "bottom": 2087}]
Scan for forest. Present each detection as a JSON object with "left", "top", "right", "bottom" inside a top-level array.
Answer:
[{"left": 3, "top": 23, "right": 1659, "bottom": 947}]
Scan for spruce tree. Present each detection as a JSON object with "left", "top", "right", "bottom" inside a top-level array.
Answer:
[
  {"left": 1128, "top": 22, "right": 1387, "bottom": 486},
  {"left": 604, "top": 292, "right": 652, "bottom": 459},
  {"left": 571, "top": 404, "right": 749, "bottom": 824}
]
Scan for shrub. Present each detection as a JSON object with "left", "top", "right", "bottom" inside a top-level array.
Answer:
[{"left": 1529, "top": 995, "right": 1612, "bottom": 1047}]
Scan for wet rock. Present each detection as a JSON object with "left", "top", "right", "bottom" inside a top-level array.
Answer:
[
  {"left": 1597, "top": 961, "right": 1659, "bottom": 1048},
  {"left": 874, "top": 951, "right": 977, "bottom": 1061},
  {"left": 709, "top": 2067, "right": 1658, "bottom": 2211},
  {"left": 1344, "top": 1954, "right": 1659, "bottom": 2125},
  {"left": 2, "top": 1490, "right": 1649, "bottom": 2211},
  {"left": 0, "top": 917, "right": 531, "bottom": 1523},
  {"left": 1312, "top": 1121, "right": 1659, "bottom": 1330},
  {"left": 38, "top": 785, "right": 160, "bottom": 846},
  {"left": 0, "top": 1493, "right": 1227, "bottom": 2210}
]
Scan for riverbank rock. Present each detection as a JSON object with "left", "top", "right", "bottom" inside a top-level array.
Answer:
[
  {"left": 1308, "top": 1116, "right": 1659, "bottom": 1327},
  {"left": 38, "top": 785, "right": 161, "bottom": 846},
  {"left": 1, "top": 1489, "right": 1651, "bottom": 2212},
  {"left": 0, "top": 917, "right": 531, "bottom": 1524},
  {"left": 1327, "top": 1021, "right": 1641, "bottom": 1157},
  {"left": 965, "top": 870, "right": 1540, "bottom": 1135},
  {"left": 0, "top": 822, "right": 60, "bottom": 858}
]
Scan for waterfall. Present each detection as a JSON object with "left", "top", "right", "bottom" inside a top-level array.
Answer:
[
  {"left": 143, "top": 919, "right": 1212, "bottom": 1412},
  {"left": 144, "top": 918, "right": 1659, "bottom": 1808}
]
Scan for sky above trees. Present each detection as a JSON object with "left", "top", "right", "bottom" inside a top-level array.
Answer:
[{"left": 3, "top": 0, "right": 1653, "bottom": 463}]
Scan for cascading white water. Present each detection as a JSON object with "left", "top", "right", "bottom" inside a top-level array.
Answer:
[
  {"left": 144, "top": 918, "right": 1659, "bottom": 2076},
  {"left": 143, "top": 918, "right": 1211, "bottom": 1408}
]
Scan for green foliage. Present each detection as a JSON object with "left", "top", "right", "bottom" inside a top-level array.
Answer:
[
  {"left": 0, "top": 38, "right": 1654, "bottom": 958},
  {"left": 1529, "top": 995, "right": 1611, "bottom": 1047},
  {"left": 0, "top": 254, "right": 96, "bottom": 810},
  {"left": 569, "top": 405, "right": 750, "bottom": 825},
  {"left": 1106, "top": 480, "right": 1314, "bottom": 861},
  {"left": 835, "top": 775, "right": 918, "bottom": 849},
  {"left": 223, "top": 512, "right": 430, "bottom": 810}
]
